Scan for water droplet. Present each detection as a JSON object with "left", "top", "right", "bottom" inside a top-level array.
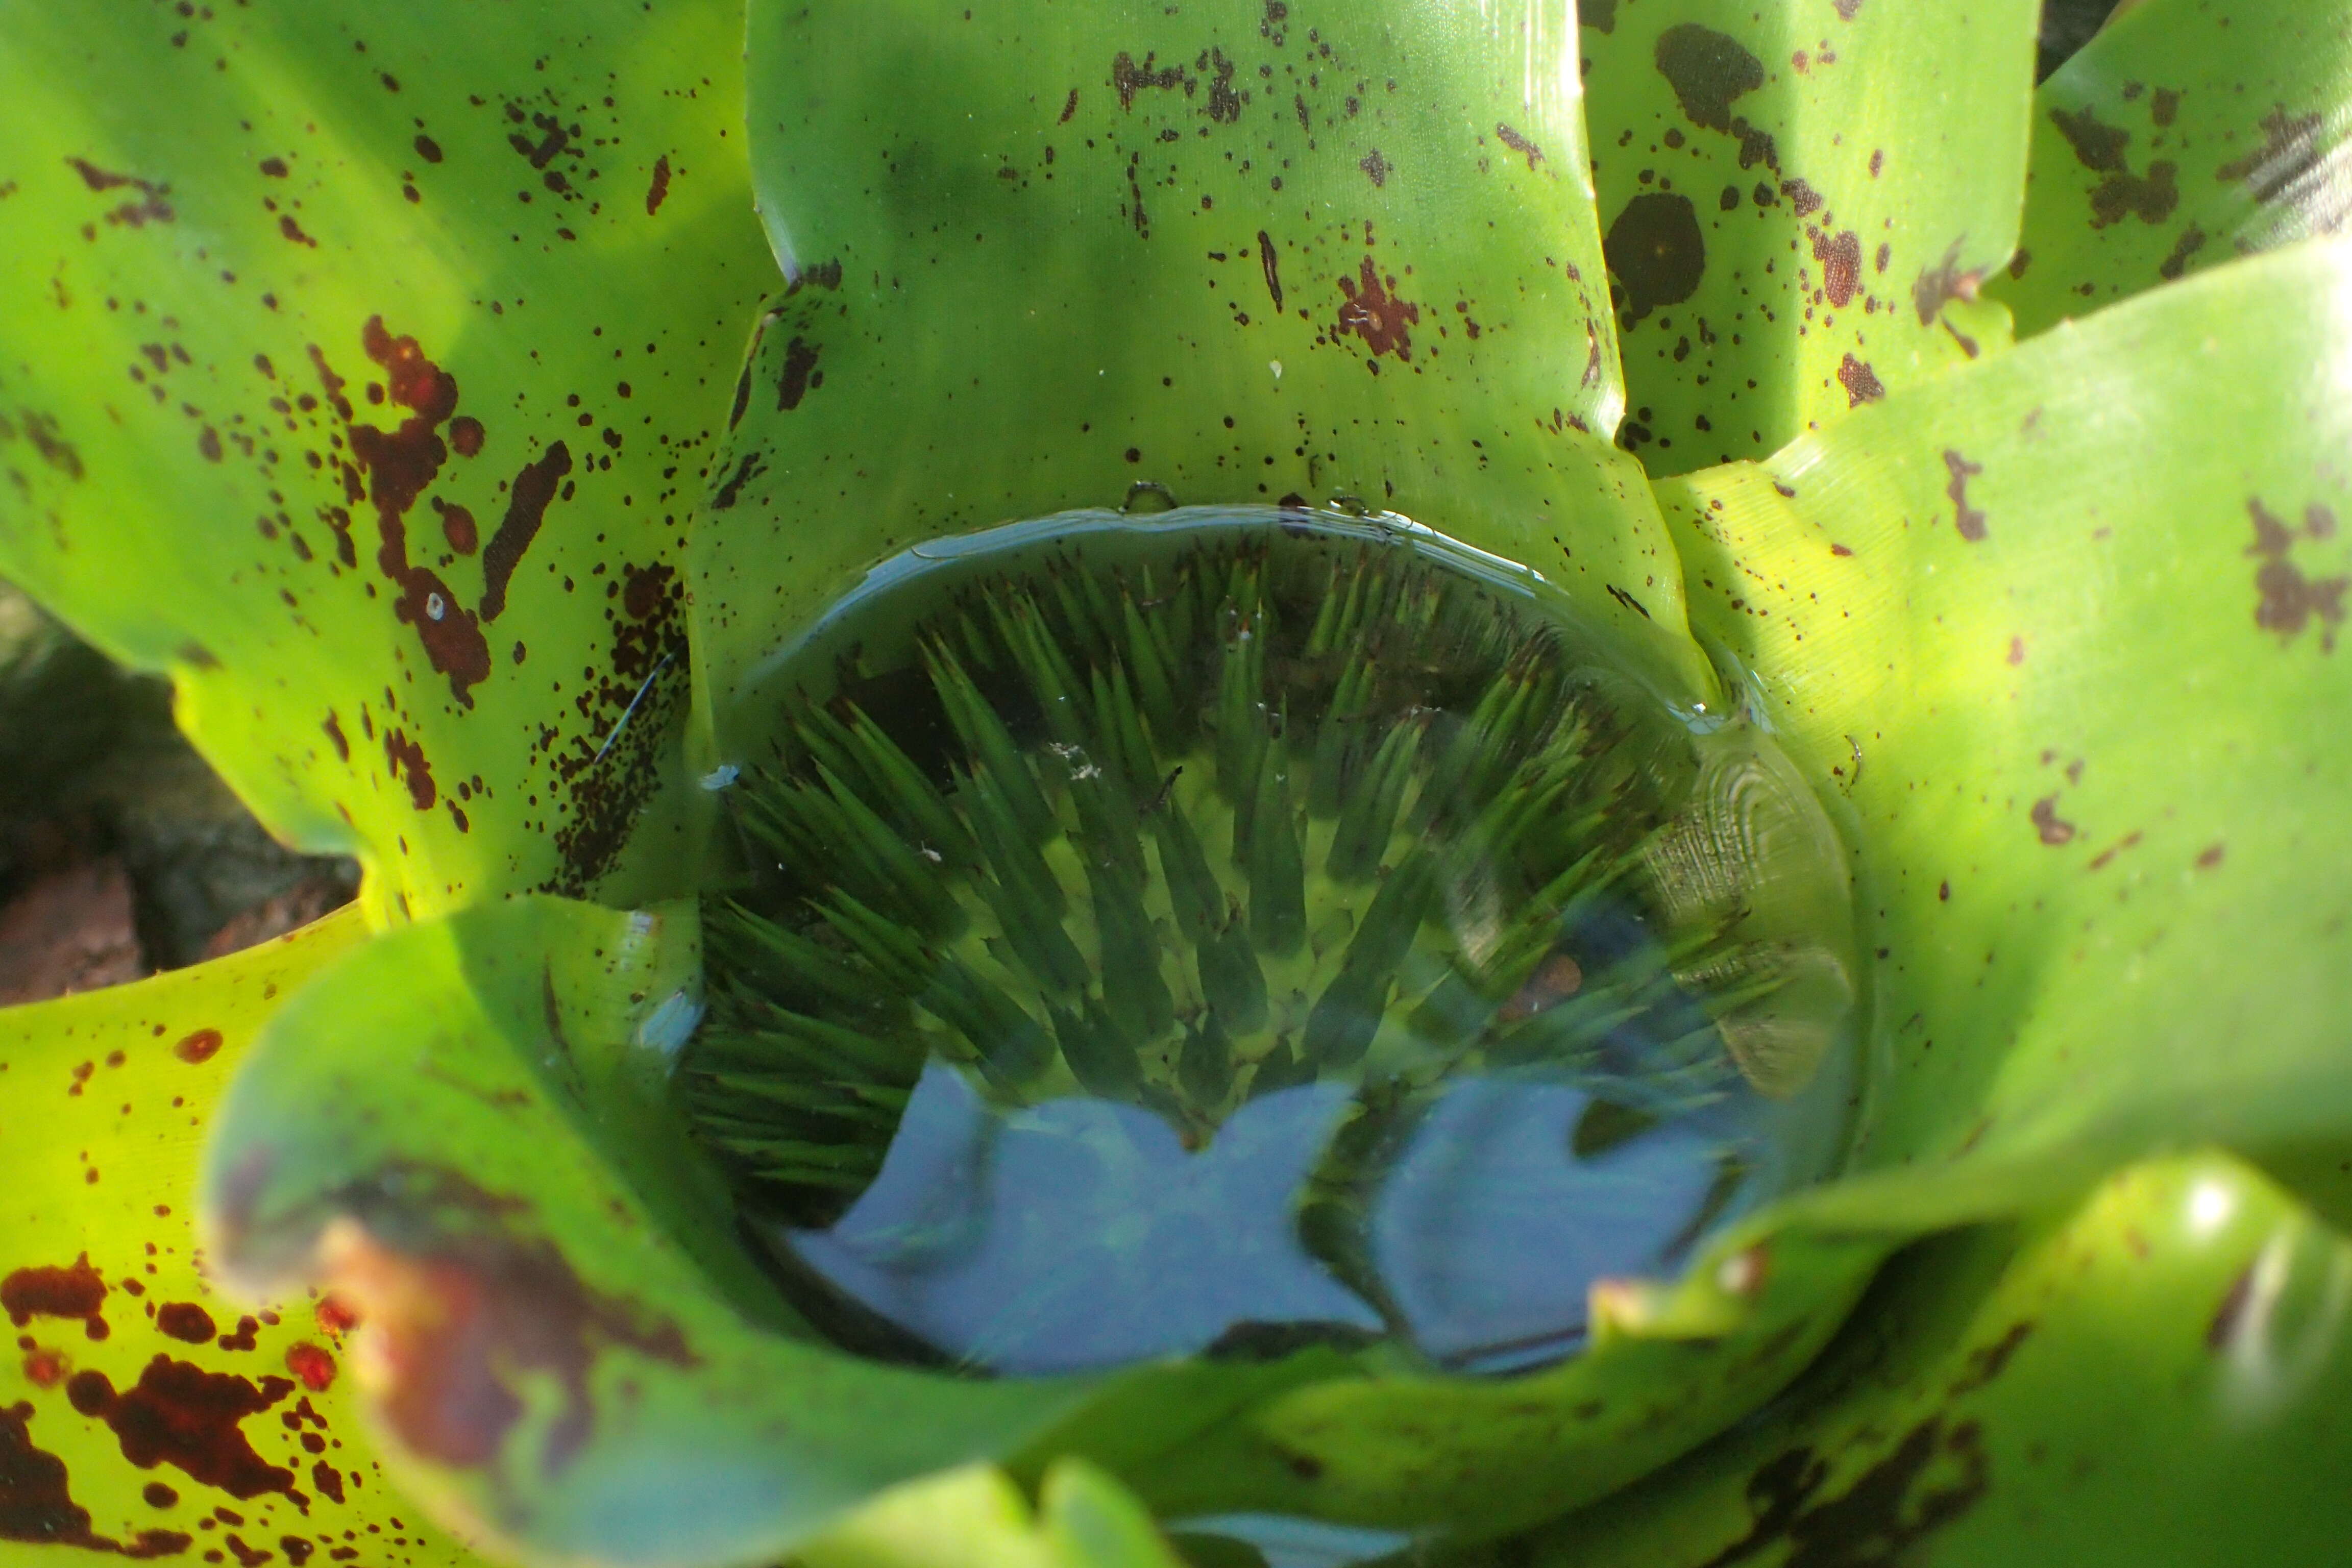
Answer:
[
  {"left": 687, "top": 506, "right": 1858, "bottom": 1376},
  {"left": 424, "top": 591, "right": 446, "bottom": 621}
]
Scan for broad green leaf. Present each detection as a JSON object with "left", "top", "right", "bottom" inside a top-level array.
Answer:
[
  {"left": 1992, "top": 0, "right": 2352, "bottom": 338},
  {"left": 1500, "top": 1155, "right": 2352, "bottom": 1567},
  {"left": 198, "top": 893, "right": 1096, "bottom": 1568},
  {"left": 0, "top": 0, "right": 780, "bottom": 923},
  {"left": 1578, "top": 0, "right": 2039, "bottom": 475},
  {"left": 0, "top": 906, "right": 497, "bottom": 1567},
  {"left": 693, "top": 0, "right": 1712, "bottom": 780},
  {"left": 802, "top": 1462, "right": 1188, "bottom": 1568},
  {"left": 1654, "top": 237, "right": 2352, "bottom": 1210},
  {"left": 191, "top": 884, "right": 1896, "bottom": 1552}
]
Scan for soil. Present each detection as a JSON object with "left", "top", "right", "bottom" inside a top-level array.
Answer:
[{"left": 0, "top": 582, "right": 357, "bottom": 1005}]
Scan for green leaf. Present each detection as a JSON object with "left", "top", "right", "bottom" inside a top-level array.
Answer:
[
  {"left": 198, "top": 894, "right": 1094, "bottom": 1567},
  {"left": 801, "top": 1461, "right": 1190, "bottom": 1568},
  {"left": 1578, "top": 0, "right": 2040, "bottom": 475},
  {"left": 1655, "top": 236, "right": 2352, "bottom": 1210},
  {"left": 1991, "top": 0, "right": 2352, "bottom": 338},
  {"left": 199, "top": 885, "right": 1885, "bottom": 1553},
  {"left": 0, "top": 906, "right": 500, "bottom": 1566},
  {"left": 0, "top": 0, "right": 780, "bottom": 921},
  {"left": 692, "top": 0, "right": 1717, "bottom": 778},
  {"left": 1494, "top": 1154, "right": 2352, "bottom": 1567}
]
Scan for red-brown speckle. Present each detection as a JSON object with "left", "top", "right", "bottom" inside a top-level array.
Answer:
[
  {"left": 645, "top": 155, "right": 671, "bottom": 216},
  {"left": 1335, "top": 255, "right": 1419, "bottom": 362},
  {"left": 66, "top": 1358, "right": 299, "bottom": 1500},
  {"left": 174, "top": 1029, "right": 223, "bottom": 1065},
  {"left": 478, "top": 443, "right": 572, "bottom": 622},
  {"left": 4, "top": 1257, "right": 108, "bottom": 1340},
  {"left": 284, "top": 1344, "right": 335, "bottom": 1393},
  {"left": 4, "top": 1400, "right": 194, "bottom": 1558},
  {"left": 155, "top": 1303, "right": 216, "bottom": 1344},
  {"left": 383, "top": 731, "right": 436, "bottom": 812},
  {"left": 1943, "top": 450, "right": 1987, "bottom": 541}
]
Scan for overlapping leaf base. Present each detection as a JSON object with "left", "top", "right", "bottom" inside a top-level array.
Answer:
[{"left": 683, "top": 511, "right": 1858, "bottom": 1374}]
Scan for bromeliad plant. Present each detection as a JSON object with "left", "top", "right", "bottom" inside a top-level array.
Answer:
[{"left": 4, "top": 1, "right": 2351, "bottom": 1565}]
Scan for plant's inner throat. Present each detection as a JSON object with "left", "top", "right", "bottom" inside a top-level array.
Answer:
[{"left": 686, "top": 510, "right": 1858, "bottom": 1377}]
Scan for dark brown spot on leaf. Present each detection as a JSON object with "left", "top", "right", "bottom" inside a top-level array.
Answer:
[
  {"left": 1257, "top": 230, "right": 1284, "bottom": 310},
  {"left": 1698, "top": 1423, "right": 1986, "bottom": 1568},
  {"left": 645, "top": 154, "right": 671, "bottom": 216},
  {"left": 1111, "top": 51, "right": 1188, "bottom": 111},
  {"left": 1947, "top": 1321, "right": 2032, "bottom": 1395},
  {"left": 710, "top": 451, "right": 764, "bottom": 511},
  {"left": 1942, "top": 449, "right": 1986, "bottom": 541},
  {"left": 775, "top": 338, "right": 821, "bottom": 411},
  {"left": 3, "top": 1259, "right": 106, "bottom": 1339},
  {"left": 2050, "top": 105, "right": 2129, "bottom": 172},
  {"left": 2090, "top": 160, "right": 2179, "bottom": 228},
  {"left": 478, "top": 442, "right": 572, "bottom": 623},
  {"left": 1605, "top": 192, "right": 1705, "bottom": 324},
  {"left": 1654, "top": 26, "right": 1778, "bottom": 172},
  {"left": 438, "top": 500, "right": 478, "bottom": 554},
  {"left": 1334, "top": 256, "right": 1419, "bottom": 360},
  {"left": 173, "top": 1029, "right": 222, "bottom": 1064},
  {"left": 2158, "top": 223, "right": 2207, "bottom": 280},
  {"left": 1834, "top": 354, "right": 1883, "bottom": 406},
  {"left": 314, "top": 1170, "right": 696, "bottom": 1475},
  {"left": 155, "top": 1303, "right": 215, "bottom": 1344},
  {"left": 3, "top": 1400, "right": 193, "bottom": 1558},
  {"left": 67, "top": 1358, "right": 298, "bottom": 1500},
  {"left": 384, "top": 730, "right": 435, "bottom": 811},
  {"left": 2029, "top": 796, "right": 2076, "bottom": 846},
  {"left": 1809, "top": 228, "right": 1860, "bottom": 306},
  {"left": 2247, "top": 498, "right": 2348, "bottom": 650},
  {"left": 1495, "top": 124, "right": 1545, "bottom": 170}
]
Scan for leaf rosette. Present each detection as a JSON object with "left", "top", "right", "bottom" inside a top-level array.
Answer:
[{"left": 3, "top": 1, "right": 2351, "bottom": 1566}]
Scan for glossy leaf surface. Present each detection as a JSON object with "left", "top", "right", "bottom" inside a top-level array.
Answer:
[
  {"left": 1579, "top": 0, "right": 2039, "bottom": 475},
  {"left": 693, "top": 0, "right": 1713, "bottom": 781},
  {"left": 0, "top": 908, "right": 496, "bottom": 1566},
  {"left": 803, "top": 1462, "right": 1189, "bottom": 1568},
  {"left": 1502, "top": 1155, "right": 2352, "bottom": 1567},
  {"left": 188, "top": 885, "right": 1895, "bottom": 1553},
  {"left": 0, "top": 0, "right": 779, "bottom": 922},
  {"left": 1656, "top": 236, "right": 2352, "bottom": 1202},
  {"left": 197, "top": 894, "right": 1104, "bottom": 1568},
  {"left": 1993, "top": 0, "right": 2352, "bottom": 337}
]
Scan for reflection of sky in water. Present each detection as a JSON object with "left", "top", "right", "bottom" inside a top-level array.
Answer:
[{"left": 789, "top": 1061, "right": 1742, "bottom": 1375}]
